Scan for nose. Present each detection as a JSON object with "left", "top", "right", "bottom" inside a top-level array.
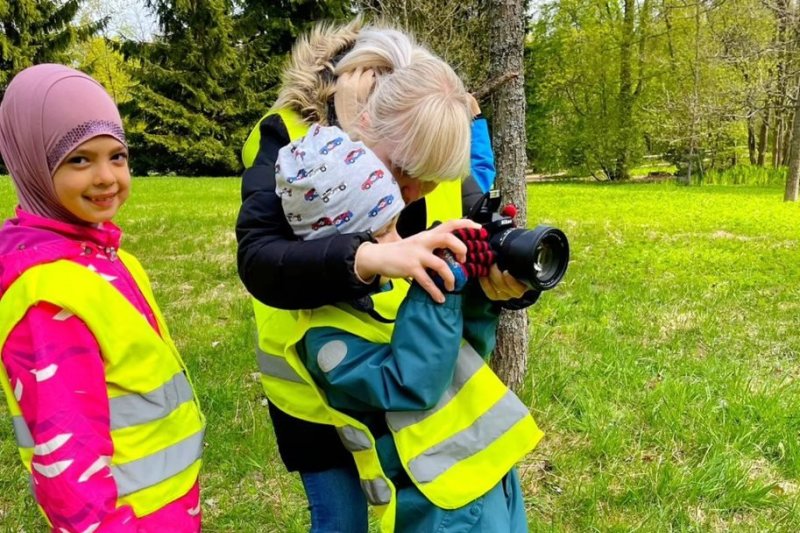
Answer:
[
  {"left": 93, "top": 161, "right": 116, "bottom": 186},
  {"left": 397, "top": 175, "right": 422, "bottom": 203}
]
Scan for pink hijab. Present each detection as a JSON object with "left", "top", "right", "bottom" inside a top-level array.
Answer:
[{"left": 0, "top": 64, "right": 126, "bottom": 222}]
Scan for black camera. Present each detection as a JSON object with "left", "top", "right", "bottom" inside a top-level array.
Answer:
[{"left": 467, "top": 190, "right": 569, "bottom": 291}]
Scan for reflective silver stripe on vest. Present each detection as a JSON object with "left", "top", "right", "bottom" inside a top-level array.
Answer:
[
  {"left": 337, "top": 425, "right": 373, "bottom": 451},
  {"left": 111, "top": 428, "right": 204, "bottom": 497},
  {"left": 385, "top": 344, "right": 484, "bottom": 432},
  {"left": 109, "top": 372, "right": 194, "bottom": 430},
  {"left": 361, "top": 477, "right": 392, "bottom": 505},
  {"left": 256, "top": 346, "right": 305, "bottom": 384},
  {"left": 407, "top": 390, "right": 529, "bottom": 484},
  {"left": 12, "top": 415, "right": 34, "bottom": 448}
]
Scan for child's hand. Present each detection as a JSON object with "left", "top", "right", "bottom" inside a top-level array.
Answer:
[
  {"left": 430, "top": 249, "right": 468, "bottom": 293},
  {"left": 355, "top": 219, "right": 481, "bottom": 303},
  {"left": 467, "top": 93, "right": 482, "bottom": 118}
]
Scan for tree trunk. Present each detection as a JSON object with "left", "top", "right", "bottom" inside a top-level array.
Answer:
[
  {"left": 783, "top": 109, "right": 794, "bottom": 165},
  {"left": 784, "top": 82, "right": 800, "bottom": 201},
  {"left": 488, "top": 0, "right": 528, "bottom": 392},
  {"left": 747, "top": 115, "right": 757, "bottom": 165},
  {"left": 773, "top": 117, "right": 784, "bottom": 167},
  {"left": 615, "top": 0, "right": 635, "bottom": 181},
  {"left": 757, "top": 109, "right": 770, "bottom": 166}
]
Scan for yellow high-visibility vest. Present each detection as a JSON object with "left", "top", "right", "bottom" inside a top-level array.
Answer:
[
  {"left": 287, "top": 299, "right": 543, "bottom": 514},
  {"left": 0, "top": 251, "right": 205, "bottom": 521},
  {"left": 245, "top": 108, "right": 542, "bottom": 531}
]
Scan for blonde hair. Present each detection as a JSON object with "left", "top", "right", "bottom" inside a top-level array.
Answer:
[
  {"left": 273, "top": 18, "right": 363, "bottom": 124},
  {"left": 337, "top": 27, "right": 471, "bottom": 182},
  {"left": 274, "top": 20, "right": 471, "bottom": 182}
]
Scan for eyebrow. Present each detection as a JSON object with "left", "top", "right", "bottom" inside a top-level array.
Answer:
[{"left": 68, "top": 145, "right": 128, "bottom": 157}]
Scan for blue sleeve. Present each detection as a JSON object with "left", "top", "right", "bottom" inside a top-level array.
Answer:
[
  {"left": 302, "top": 284, "right": 463, "bottom": 412},
  {"left": 462, "top": 283, "right": 500, "bottom": 359},
  {"left": 470, "top": 117, "right": 496, "bottom": 193}
]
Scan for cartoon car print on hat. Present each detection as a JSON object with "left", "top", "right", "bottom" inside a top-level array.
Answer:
[
  {"left": 369, "top": 195, "right": 394, "bottom": 217},
  {"left": 278, "top": 187, "right": 292, "bottom": 197},
  {"left": 344, "top": 148, "right": 366, "bottom": 164},
  {"left": 322, "top": 182, "right": 347, "bottom": 203},
  {"left": 361, "top": 169, "right": 384, "bottom": 190},
  {"left": 286, "top": 168, "right": 308, "bottom": 184},
  {"left": 333, "top": 211, "right": 353, "bottom": 227},
  {"left": 304, "top": 188, "right": 319, "bottom": 202},
  {"left": 311, "top": 217, "right": 334, "bottom": 231},
  {"left": 290, "top": 165, "right": 327, "bottom": 184},
  {"left": 320, "top": 137, "right": 343, "bottom": 155},
  {"left": 286, "top": 213, "right": 303, "bottom": 222}
]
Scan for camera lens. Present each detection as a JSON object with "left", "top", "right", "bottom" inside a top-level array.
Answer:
[{"left": 491, "top": 225, "right": 569, "bottom": 291}]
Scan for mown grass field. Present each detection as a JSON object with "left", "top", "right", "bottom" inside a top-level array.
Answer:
[{"left": 0, "top": 177, "right": 799, "bottom": 531}]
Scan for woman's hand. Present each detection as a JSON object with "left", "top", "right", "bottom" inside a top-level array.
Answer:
[
  {"left": 355, "top": 219, "right": 482, "bottom": 303},
  {"left": 467, "top": 92, "right": 482, "bottom": 117},
  {"left": 334, "top": 67, "right": 376, "bottom": 133},
  {"left": 478, "top": 264, "right": 529, "bottom": 301}
]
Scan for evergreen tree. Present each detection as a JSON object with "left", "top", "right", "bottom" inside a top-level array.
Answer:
[
  {"left": 122, "top": 0, "right": 249, "bottom": 175},
  {"left": 233, "top": 0, "right": 354, "bottom": 121},
  {"left": 122, "top": 1, "right": 352, "bottom": 175},
  {"left": 0, "top": 0, "right": 105, "bottom": 95}
]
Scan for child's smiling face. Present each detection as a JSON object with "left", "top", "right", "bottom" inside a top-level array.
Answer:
[{"left": 52, "top": 135, "right": 130, "bottom": 224}]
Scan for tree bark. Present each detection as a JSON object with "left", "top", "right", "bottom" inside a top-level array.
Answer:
[
  {"left": 747, "top": 115, "right": 757, "bottom": 165},
  {"left": 773, "top": 117, "right": 784, "bottom": 167},
  {"left": 488, "top": 0, "right": 528, "bottom": 392},
  {"left": 615, "top": 0, "right": 635, "bottom": 181},
  {"left": 784, "top": 82, "right": 800, "bottom": 201},
  {"left": 757, "top": 109, "right": 770, "bottom": 166}
]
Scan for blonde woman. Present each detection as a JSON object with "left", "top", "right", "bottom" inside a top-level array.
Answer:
[{"left": 236, "top": 19, "right": 532, "bottom": 532}]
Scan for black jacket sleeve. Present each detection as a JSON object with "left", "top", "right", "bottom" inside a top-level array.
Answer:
[{"left": 235, "top": 114, "right": 380, "bottom": 309}]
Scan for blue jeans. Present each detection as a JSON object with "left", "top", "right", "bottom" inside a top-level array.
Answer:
[{"left": 300, "top": 466, "right": 369, "bottom": 533}]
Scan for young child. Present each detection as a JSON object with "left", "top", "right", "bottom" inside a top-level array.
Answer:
[
  {"left": 273, "top": 125, "right": 543, "bottom": 532},
  {"left": 0, "top": 64, "right": 204, "bottom": 532}
]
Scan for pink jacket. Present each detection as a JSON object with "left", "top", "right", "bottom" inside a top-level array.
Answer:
[{"left": 0, "top": 208, "right": 201, "bottom": 533}]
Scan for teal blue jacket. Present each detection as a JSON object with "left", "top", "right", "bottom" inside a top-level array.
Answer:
[{"left": 298, "top": 283, "right": 527, "bottom": 532}]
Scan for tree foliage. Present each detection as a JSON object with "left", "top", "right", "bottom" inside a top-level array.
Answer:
[
  {"left": 355, "top": 0, "right": 492, "bottom": 90},
  {"left": 0, "top": 0, "right": 105, "bottom": 95},
  {"left": 119, "top": 0, "right": 352, "bottom": 176},
  {"left": 526, "top": 0, "right": 795, "bottom": 182}
]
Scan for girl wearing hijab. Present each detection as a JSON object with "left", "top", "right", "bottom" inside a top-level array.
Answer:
[{"left": 0, "top": 64, "right": 204, "bottom": 532}]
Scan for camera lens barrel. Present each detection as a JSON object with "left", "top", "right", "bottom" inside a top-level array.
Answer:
[{"left": 490, "top": 225, "right": 570, "bottom": 291}]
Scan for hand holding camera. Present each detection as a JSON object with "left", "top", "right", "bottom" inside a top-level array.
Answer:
[{"left": 465, "top": 190, "right": 570, "bottom": 292}]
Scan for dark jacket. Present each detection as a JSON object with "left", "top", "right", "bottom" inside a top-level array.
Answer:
[{"left": 235, "top": 112, "right": 532, "bottom": 473}]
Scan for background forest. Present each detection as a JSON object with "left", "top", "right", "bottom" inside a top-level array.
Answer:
[{"left": 3, "top": 0, "right": 800, "bottom": 191}]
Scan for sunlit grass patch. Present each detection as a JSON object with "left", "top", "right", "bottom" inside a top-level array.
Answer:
[
  {"left": 525, "top": 181, "right": 800, "bottom": 530},
  {"left": 0, "top": 177, "right": 798, "bottom": 530}
]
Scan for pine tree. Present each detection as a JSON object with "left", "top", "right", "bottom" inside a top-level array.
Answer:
[
  {"left": 233, "top": 0, "right": 354, "bottom": 127},
  {"left": 0, "top": 0, "right": 105, "bottom": 95},
  {"left": 122, "top": 0, "right": 249, "bottom": 175}
]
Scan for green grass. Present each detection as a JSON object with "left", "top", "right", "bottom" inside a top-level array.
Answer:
[
  {"left": 1, "top": 177, "right": 799, "bottom": 531},
  {"left": 697, "top": 165, "right": 787, "bottom": 186}
]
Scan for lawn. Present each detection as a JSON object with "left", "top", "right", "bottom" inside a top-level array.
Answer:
[{"left": 0, "top": 177, "right": 798, "bottom": 531}]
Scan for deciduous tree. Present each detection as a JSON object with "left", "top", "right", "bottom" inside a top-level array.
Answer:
[{"left": 488, "top": 0, "right": 529, "bottom": 391}]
